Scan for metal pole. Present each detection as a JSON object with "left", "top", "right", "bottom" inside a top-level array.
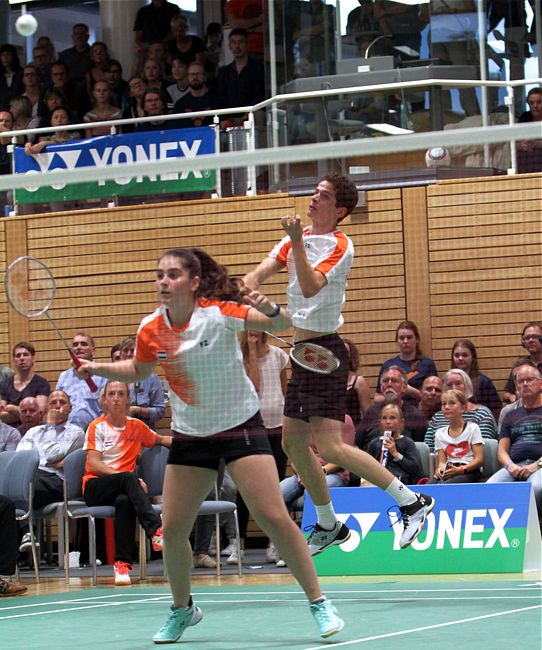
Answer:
[
  {"left": 536, "top": 0, "right": 542, "bottom": 79},
  {"left": 244, "top": 112, "right": 257, "bottom": 196},
  {"left": 477, "top": 0, "right": 490, "bottom": 166},
  {"left": 213, "top": 116, "right": 222, "bottom": 198},
  {"left": 267, "top": 0, "right": 281, "bottom": 188},
  {"left": 505, "top": 86, "right": 517, "bottom": 174}
]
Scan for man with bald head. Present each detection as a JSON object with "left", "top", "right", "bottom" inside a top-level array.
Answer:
[{"left": 17, "top": 397, "right": 43, "bottom": 436}]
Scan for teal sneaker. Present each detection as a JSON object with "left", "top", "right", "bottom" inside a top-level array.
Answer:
[
  {"left": 153, "top": 599, "right": 203, "bottom": 644},
  {"left": 309, "top": 598, "right": 344, "bottom": 638}
]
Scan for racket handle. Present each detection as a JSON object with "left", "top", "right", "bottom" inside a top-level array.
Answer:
[{"left": 70, "top": 352, "right": 98, "bottom": 392}]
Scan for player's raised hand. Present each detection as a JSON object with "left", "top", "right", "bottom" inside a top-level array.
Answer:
[
  {"left": 281, "top": 214, "right": 303, "bottom": 241},
  {"left": 243, "top": 289, "right": 276, "bottom": 316}
]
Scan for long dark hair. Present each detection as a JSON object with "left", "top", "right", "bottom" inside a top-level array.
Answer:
[
  {"left": 451, "top": 338, "right": 480, "bottom": 399},
  {"left": 395, "top": 320, "right": 422, "bottom": 358},
  {"left": 160, "top": 248, "right": 244, "bottom": 303}
]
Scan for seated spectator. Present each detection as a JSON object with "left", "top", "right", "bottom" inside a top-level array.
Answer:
[
  {"left": 0, "top": 44, "right": 24, "bottom": 111},
  {"left": 83, "top": 380, "right": 171, "bottom": 585},
  {"left": 498, "top": 360, "right": 538, "bottom": 436},
  {"left": 343, "top": 338, "right": 371, "bottom": 428},
  {"left": 503, "top": 321, "right": 542, "bottom": 404},
  {"left": 85, "top": 41, "right": 110, "bottom": 97},
  {"left": 225, "top": 0, "right": 265, "bottom": 59},
  {"left": 20, "top": 65, "right": 42, "bottom": 116},
  {"left": 0, "top": 110, "right": 14, "bottom": 177},
  {"left": 0, "top": 496, "right": 27, "bottom": 596},
  {"left": 17, "top": 396, "right": 43, "bottom": 436},
  {"left": 50, "top": 61, "right": 91, "bottom": 122},
  {"left": 147, "top": 40, "right": 172, "bottom": 80},
  {"left": 32, "top": 45, "right": 53, "bottom": 89},
  {"left": 363, "top": 404, "right": 423, "bottom": 485},
  {"left": 203, "top": 22, "right": 223, "bottom": 85},
  {"left": 121, "top": 76, "right": 147, "bottom": 133},
  {"left": 424, "top": 369, "right": 497, "bottom": 450},
  {"left": 56, "top": 332, "right": 107, "bottom": 431},
  {"left": 417, "top": 375, "right": 442, "bottom": 420},
  {"left": 84, "top": 80, "right": 122, "bottom": 138},
  {"left": 0, "top": 421, "right": 20, "bottom": 452},
  {"left": 216, "top": 29, "right": 265, "bottom": 129},
  {"left": 36, "top": 36, "right": 57, "bottom": 65},
  {"left": 167, "top": 13, "right": 206, "bottom": 67},
  {"left": 110, "top": 343, "right": 122, "bottom": 363},
  {"left": 430, "top": 389, "right": 483, "bottom": 484},
  {"left": 135, "top": 87, "right": 171, "bottom": 132},
  {"left": 16, "top": 390, "right": 85, "bottom": 553},
  {"left": 172, "top": 62, "right": 218, "bottom": 129},
  {"left": 0, "top": 342, "right": 50, "bottom": 427},
  {"left": 166, "top": 56, "right": 189, "bottom": 105},
  {"left": 517, "top": 88, "right": 542, "bottom": 172},
  {"left": 26, "top": 87, "right": 70, "bottom": 145},
  {"left": 356, "top": 365, "right": 428, "bottom": 448},
  {"left": 487, "top": 363, "right": 542, "bottom": 516},
  {"left": 374, "top": 320, "right": 438, "bottom": 405},
  {"left": 25, "top": 107, "right": 81, "bottom": 154},
  {"left": 9, "top": 96, "right": 33, "bottom": 139},
  {"left": 141, "top": 57, "right": 171, "bottom": 100},
  {"left": 450, "top": 339, "right": 502, "bottom": 419},
  {"left": 59, "top": 23, "right": 92, "bottom": 87},
  {"left": 104, "top": 60, "right": 129, "bottom": 111},
  {"left": 133, "top": 0, "right": 180, "bottom": 56},
  {"left": 116, "top": 337, "right": 165, "bottom": 428}
]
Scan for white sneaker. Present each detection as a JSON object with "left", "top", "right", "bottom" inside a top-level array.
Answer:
[
  {"left": 226, "top": 548, "right": 244, "bottom": 565},
  {"left": 114, "top": 561, "right": 132, "bottom": 586},
  {"left": 19, "top": 533, "right": 37, "bottom": 553},
  {"left": 266, "top": 543, "right": 279, "bottom": 563},
  {"left": 276, "top": 559, "right": 286, "bottom": 568},
  {"left": 221, "top": 540, "right": 236, "bottom": 557}
]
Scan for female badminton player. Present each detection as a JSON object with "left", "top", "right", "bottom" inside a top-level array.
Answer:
[{"left": 76, "top": 247, "right": 344, "bottom": 643}]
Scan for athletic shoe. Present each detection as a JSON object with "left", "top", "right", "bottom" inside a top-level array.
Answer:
[
  {"left": 310, "top": 598, "right": 344, "bottom": 638},
  {"left": 114, "top": 561, "right": 133, "bottom": 586},
  {"left": 276, "top": 559, "right": 286, "bottom": 568},
  {"left": 193, "top": 554, "right": 217, "bottom": 569},
  {"left": 153, "top": 599, "right": 203, "bottom": 644},
  {"left": 266, "top": 543, "right": 279, "bottom": 563},
  {"left": 19, "top": 533, "right": 38, "bottom": 553},
  {"left": 226, "top": 548, "right": 244, "bottom": 565},
  {"left": 151, "top": 527, "right": 163, "bottom": 552},
  {"left": 0, "top": 578, "right": 27, "bottom": 597},
  {"left": 398, "top": 493, "right": 436, "bottom": 549},
  {"left": 221, "top": 540, "right": 236, "bottom": 557},
  {"left": 306, "top": 521, "right": 351, "bottom": 556}
]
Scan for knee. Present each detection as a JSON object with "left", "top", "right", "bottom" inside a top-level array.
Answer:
[{"left": 315, "top": 439, "right": 342, "bottom": 465}]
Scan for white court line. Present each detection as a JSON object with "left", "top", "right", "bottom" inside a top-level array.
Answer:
[{"left": 301, "top": 605, "right": 542, "bottom": 650}]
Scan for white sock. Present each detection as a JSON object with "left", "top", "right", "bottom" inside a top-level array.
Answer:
[
  {"left": 315, "top": 502, "right": 338, "bottom": 530},
  {"left": 385, "top": 478, "right": 417, "bottom": 507}
]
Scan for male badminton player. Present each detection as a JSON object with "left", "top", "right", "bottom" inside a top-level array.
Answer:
[
  {"left": 77, "top": 247, "right": 345, "bottom": 642},
  {"left": 243, "top": 173, "right": 435, "bottom": 554}
]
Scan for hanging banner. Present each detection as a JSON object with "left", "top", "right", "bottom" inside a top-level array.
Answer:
[{"left": 13, "top": 127, "right": 216, "bottom": 204}]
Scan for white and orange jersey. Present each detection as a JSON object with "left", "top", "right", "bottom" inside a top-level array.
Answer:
[
  {"left": 135, "top": 299, "right": 259, "bottom": 436},
  {"left": 269, "top": 226, "right": 354, "bottom": 332},
  {"left": 83, "top": 415, "right": 157, "bottom": 490}
]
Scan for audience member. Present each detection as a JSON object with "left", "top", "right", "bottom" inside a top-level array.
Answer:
[
  {"left": 431, "top": 389, "right": 483, "bottom": 483},
  {"left": 121, "top": 76, "right": 147, "bottom": 132},
  {"left": 50, "top": 61, "right": 90, "bottom": 122},
  {"left": 84, "top": 80, "right": 122, "bottom": 137},
  {"left": 0, "top": 342, "right": 50, "bottom": 427},
  {"left": 0, "top": 44, "right": 24, "bottom": 111},
  {"left": 487, "top": 363, "right": 542, "bottom": 515},
  {"left": 21, "top": 65, "right": 42, "bottom": 116},
  {"left": 364, "top": 404, "right": 423, "bottom": 485},
  {"left": 24, "top": 106, "right": 81, "bottom": 154},
  {"left": 36, "top": 36, "right": 57, "bottom": 65},
  {"left": 503, "top": 321, "right": 542, "bottom": 404},
  {"left": 0, "top": 110, "right": 14, "bottom": 177},
  {"left": 32, "top": 46, "right": 53, "bottom": 89},
  {"left": 104, "top": 59, "right": 130, "bottom": 112},
  {"left": 203, "top": 22, "right": 224, "bottom": 84},
  {"left": 83, "top": 380, "right": 171, "bottom": 585},
  {"left": 375, "top": 320, "right": 438, "bottom": 404},
  {"left": 0, "top": 496, "right": 27, "bottom": 596},
  {"left": 216, "top": 29, "right": 265, "bottom": 129},
  {"left": 9, "top": 96, "right": 33, "bottom": 136},
  {"left": 85, "top": 42, "right": 110, "bottom": 96},
  {"left": 291, "top": 0, "right": 336, "bottom": 75},
  {"left": 16, "top": 390, "right": 85, "bottom": 553},
  {"left": 497, "top": 359, "right": 537, "bottom": 435},
  {"left": 0, "top": 421, "right": 20, "bottom": 452},
  {"left": 56, "top": 332, "right": 107, "bottom": 431},
  {"left": 346, "top": 1, "right": 381, "bottom": 45},
  {"left": 136, "top": 88, "right": 172, "bottom": 131},
  {"left": 17, "top": 396, "right": 43, "bottom": 436},
  {"left": 59, "top": 23, "right": 92, "bottom": 86},
  {"left": 417, "top": 375, "right": 442, "bottom": 420},
  {"left": 166, "top": 56, "right": 189, "bottom": 105},
  {"left": 172, "top": 62, "right": 218, "bottom": 128},
  {"left": 26, "top": 87, "right": 70, "bottom": 145},
  {"left": 110, "top": 343, "right": 122, "bottom": 363},
  {"left": 343, "top": 338, "right": 371, "bottom": 428},
  {"left": 450, "top": 339, "right": 502, "bottom": 419},
  {"left": 225, "top": 0, "right": 265, "bottom": 58},
  {"left": 517, "top": 87, "right": 542, "bottom": 173},
  {"left": 134, "top": 0, "right": 180, "bottom": 55},
  {"left": 356, "top": 365, "right": 428, "bottom": 448},
  {"left": 167, "top": 14, "right": 206, "bottom": 67},
  {"left": 142, "top": 57, "right": 171, "bottom": 98},
  {"left": 424, "top": 369, "right": 497, "bottom": 450},
  {"left": 117, "top": 337, "right": 165, "bottom": 428},
  {"left": 147, "top": 40, "right": 172, "bottom": 80}
]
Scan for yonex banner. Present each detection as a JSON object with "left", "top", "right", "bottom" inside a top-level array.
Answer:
[
  {"left": 302, "top": 483, "right": 541, "bottom": 575},
  {"left": 13, "top": 127, "right": 216, "bottom": 204}
]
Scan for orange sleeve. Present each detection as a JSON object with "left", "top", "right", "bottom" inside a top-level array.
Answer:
[
  {"left": 314, "top": 232, "right": 350, "bottom": 276},
  {"left": 136, "top": 319, "right": 159, "bottom": 363}
]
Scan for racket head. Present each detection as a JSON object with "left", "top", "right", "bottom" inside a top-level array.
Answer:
[
  {"left": 4, "top": 256, "right": 56, "bottom": 318},
  {"left": 290, "top": 342, "right": 340, "bottom": 375}
]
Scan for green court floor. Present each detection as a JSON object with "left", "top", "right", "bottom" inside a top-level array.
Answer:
[{"left": 1, "top": 580, "right": 541, "bottom": 649}]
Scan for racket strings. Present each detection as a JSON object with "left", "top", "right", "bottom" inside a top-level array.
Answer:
[
  {"left": 291, "top": 342, "right": 340, "bottom": 374},
  {"left": 5, "top": 259, "right": 56, "bottom": 317}
]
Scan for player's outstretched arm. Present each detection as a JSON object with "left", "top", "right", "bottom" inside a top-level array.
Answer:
[
  {"left": 242, "top": 257, "right": 284, "bottom": 291},
  {"left": 244, "top": 290, "right": 292, "bottom": 332},
  {"left": 75, "top": 358, "right": 157, "bottom": 383}
]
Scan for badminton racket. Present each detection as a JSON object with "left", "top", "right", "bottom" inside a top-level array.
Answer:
[
  {"left": 4, "top": 256, "right": 98, "bottom": 392},
  {"left": 380, "top": 430, "right": 392, "bottom": 467},
  {"left": 265, "top": 332, "right": 340, "bottom": 375}
]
